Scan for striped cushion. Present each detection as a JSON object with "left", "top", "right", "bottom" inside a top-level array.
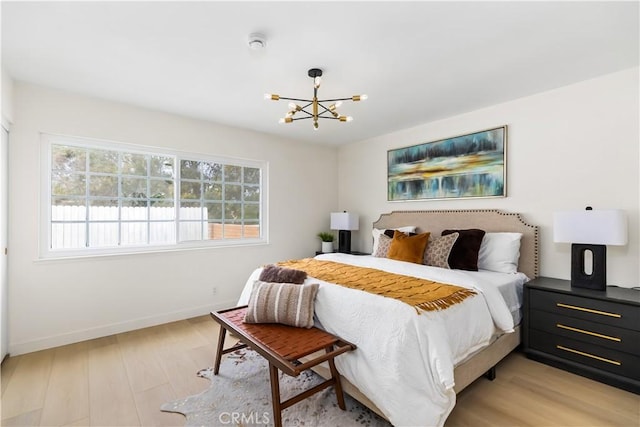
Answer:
[{"left": 244, "top": 281, "right": 319, "bottom": 328}]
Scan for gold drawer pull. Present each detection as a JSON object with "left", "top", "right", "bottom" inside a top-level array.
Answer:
[
  {"left": 556, "top": 324, "right": 621, "bottom": 342},
  {"left": 556, "top": 345, "right": 621, "bottom": 366},
  {"left": 556, "top": 303, "right": 621, "bottom": 318}
]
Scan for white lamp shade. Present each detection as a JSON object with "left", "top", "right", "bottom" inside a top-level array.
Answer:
[
  {"left": 330, "top": 212, "right": 359, "bottom": 231},
  {"left": 553, "top": 209, "right": 627, "bottom": 245}
]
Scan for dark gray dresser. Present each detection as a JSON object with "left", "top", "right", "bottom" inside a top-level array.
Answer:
[{"left": 523, "top": 277, "right": 640, "bottom": 394}]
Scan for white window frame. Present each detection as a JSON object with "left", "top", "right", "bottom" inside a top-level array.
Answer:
[{"left": 39, "top": 133, "right": 269, "bottom": 259}]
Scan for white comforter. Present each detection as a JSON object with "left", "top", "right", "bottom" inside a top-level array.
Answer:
[{"left": 238, "top": 253, "right": 524, "bottom": 427}]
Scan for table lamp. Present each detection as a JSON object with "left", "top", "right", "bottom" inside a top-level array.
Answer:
[
  {"left": 330, "top": 211, "right": 359, "bottom": 253},
  {"left": 553, "top": 207, "right": 627, "bottom": 290}
]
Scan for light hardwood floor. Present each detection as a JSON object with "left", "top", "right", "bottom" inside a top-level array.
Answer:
[{"left": 1, "top": 316, "right": 638, "bottom": 426}]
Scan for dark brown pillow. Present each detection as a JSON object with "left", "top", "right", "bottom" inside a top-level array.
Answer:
[
  {"left": 441, "top": 229, "right": 486, "bottom": 271},
  {"left": 259, "top": 264, "right": 307, "bottom": 284},
  {"left": 383, "top": 229, "right": 417, "bottom": 238}
]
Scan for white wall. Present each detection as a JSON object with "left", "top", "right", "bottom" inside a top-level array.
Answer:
[
  {"left": 9, "top": 82, "right": 338, "bottom": 355},
  {"left": 338, "top": 68, "right": 639, "bottom": 288},
  {"left": 1, "top": 68, "right": 14, "bottom": 126},
  {"left": 1, "top": 69, "right": 13, "bottom": 360}
]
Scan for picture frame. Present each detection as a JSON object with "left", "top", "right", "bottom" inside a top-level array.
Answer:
[{"left": 387, "top": 126, "right": 507, "bottom": 201}]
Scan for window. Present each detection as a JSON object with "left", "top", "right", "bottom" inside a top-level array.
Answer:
[
  {"left": 42, "top": 134, "right": 267, "bottom": 257},
  {"left": 178, "top": 159, "right": 261, "bottom": 241}
]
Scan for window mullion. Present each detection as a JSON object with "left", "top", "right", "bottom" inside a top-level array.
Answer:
[
  {"left": 200, "top": 174, "right": 205, "bottom": 241},
  {"left": 146, "top": 155, "right": 151, "bottom": 245},
  {"left": 174, "top": 156, "right": 180, "bottom": 243},
  {"left": 240, "top": 167, "right": 245, "bottom": 238},
  {"left": 221, "top": 165, "right": 225, "bottom": 239},
  {"left": 117, "top": 151, "right": 122, "bottom": 247},
  {"left": 84, "top": 147, "right": 90, "bottom": 248}
]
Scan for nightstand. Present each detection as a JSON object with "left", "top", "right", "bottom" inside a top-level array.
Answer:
[
  {"left": 315, "top": 251, "right": 369, "bottom": 256},
  {"left": 523, "top": 277, "right": 640, "bottom": 394}
]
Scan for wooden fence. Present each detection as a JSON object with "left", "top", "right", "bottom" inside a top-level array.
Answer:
[{"left": 51, "top": 205, "right": 259, "bottom": 248}]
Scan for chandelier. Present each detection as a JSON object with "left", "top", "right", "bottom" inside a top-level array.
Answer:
[{"left": 264, "top": 68, "right": 367, "bottom": 130}]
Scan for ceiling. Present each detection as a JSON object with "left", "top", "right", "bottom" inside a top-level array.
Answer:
[{"left": 2, "top": 1, "right": 638, "bottom": 145}]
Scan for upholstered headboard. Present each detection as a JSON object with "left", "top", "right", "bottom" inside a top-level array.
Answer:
[{"left": 372, "top": 210, "right": 539, "bottom": 279}]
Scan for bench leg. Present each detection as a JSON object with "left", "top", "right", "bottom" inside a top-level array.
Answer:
[
  {"left": 326, "top": 345, "right": 346, "bottom": 410},
  {"left": 214, "top": 326, "right": 227, "bottom": 375},
  {"left": 269, "top": 364, "right": 283, "bottom": 427}
]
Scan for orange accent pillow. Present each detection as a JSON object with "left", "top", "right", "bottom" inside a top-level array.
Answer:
[{"left": 387, "top": 230, "right": 430, "bottom": 264}]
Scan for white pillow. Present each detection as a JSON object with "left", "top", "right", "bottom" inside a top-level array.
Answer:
[
  {"left": 478, "top": 232, "right": 522, "bottom": 273},
  {"left": 371, "top": 226, "right": 417, "bottom": 255}
]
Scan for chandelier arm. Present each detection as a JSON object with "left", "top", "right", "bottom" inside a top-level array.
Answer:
[
  {"left": 318, "top": 111, "right": 335, "bottom": 119},
  {"left": 297, "top": 109, "right": 314, "bottom": 117},
  {"left": 293, "top": 115, "right": 337, "bottom": 121},
  {"left": 317, "top": 103, "right": 335, "bottom": 114},
  {"left": 276, "top": 96, "right": 314, "bottom": 103},
  {"left": 317, "top": 97, "right": 354, "bottom": 103}
]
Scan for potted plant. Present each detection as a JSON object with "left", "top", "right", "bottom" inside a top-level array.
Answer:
[{"left": 317, "top": 232, "right": 335, "bottom": 253}]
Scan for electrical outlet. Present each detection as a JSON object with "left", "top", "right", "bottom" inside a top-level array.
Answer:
[{"left": 212, "top": 287, "right": 218, "bottom": 296}]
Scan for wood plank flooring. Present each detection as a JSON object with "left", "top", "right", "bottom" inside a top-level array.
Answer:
[{"left": 1, "top": 316, "right": 638, "bottom": 426}]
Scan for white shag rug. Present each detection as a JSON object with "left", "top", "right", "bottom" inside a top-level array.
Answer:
[{"left": 161, "top": 349, "right": 391, "bottom": 427}]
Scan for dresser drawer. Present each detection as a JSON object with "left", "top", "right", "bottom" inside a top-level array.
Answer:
[
  {"left": 529, "top": 329, "right": 640, "bottom": 381},
  {"left": 529, "top": 289, "right": 639, "bottom": 331},
  {"left": 530, "top": 309, "right": 640, "bottom": 354}
]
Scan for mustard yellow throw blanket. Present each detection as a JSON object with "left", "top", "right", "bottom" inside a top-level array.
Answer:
[{"left": 277, "top": 259, "right": 476, "bottom": 312}]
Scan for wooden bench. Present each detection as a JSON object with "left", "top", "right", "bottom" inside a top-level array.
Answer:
[{"left": 210, "top": 306, "right": 357, "bottom": 427}]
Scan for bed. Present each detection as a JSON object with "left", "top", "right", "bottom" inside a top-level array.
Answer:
[{"left": 238, "top": 209, "right": 539, "bottom": 426}]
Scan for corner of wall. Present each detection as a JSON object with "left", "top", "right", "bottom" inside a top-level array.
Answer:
[{"left": 1, "top": 69, "right": 15, "bottom": 128}]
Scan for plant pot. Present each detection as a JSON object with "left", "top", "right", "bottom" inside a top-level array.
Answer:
[{"left": 321, "top": 241, "right": 334, "bottom": 253}]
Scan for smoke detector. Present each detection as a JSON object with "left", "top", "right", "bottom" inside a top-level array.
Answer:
[{"left": 248, "top": 33, "right": 267, "bottom": 50}]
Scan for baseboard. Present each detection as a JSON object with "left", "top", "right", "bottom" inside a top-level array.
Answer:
[{"left": 9, "top": 297, "right": 238, "bottom": 356}]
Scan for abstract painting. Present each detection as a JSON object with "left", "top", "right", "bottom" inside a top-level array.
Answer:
[{"left": 388, "top": 126, "right": 506, "bottom": 201}]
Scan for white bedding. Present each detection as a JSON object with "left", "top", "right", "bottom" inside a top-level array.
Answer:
[{"left": 238, "top": 253, "right": 528, "bottom": 426}]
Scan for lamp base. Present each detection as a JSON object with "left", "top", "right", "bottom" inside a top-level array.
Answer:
[
  {"left": 571, "top": 243, "right": 606, "bottom": 291},
  {"left": 338, "top": 230, "right": 351, "bottom": 254}
]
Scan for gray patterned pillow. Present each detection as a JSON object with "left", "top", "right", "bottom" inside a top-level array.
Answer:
[
  {"left": 373, "top": 233, "right": 393, "bottom": 257},
  {"left": 244, "top": 281, "right": 319, "bottom": 328},
  {"left": 424, "top": 232, "right": 459, "bottom": 269}
]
